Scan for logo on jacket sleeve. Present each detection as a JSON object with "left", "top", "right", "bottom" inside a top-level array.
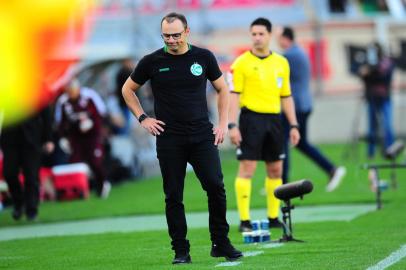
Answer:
[
  {"left": 277, "top": 77, "right": 283, "bottom": 88},
  {"left": 190, "top": 62, "right": 203, "bottom": 76}
]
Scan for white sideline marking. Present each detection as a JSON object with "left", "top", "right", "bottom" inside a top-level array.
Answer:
[
  {"left": 260, "top": 243, "right": 284, "bottom": 249},
  {"left": 0, "top": 204, "right": 375, "bottom": 242},
  {"left": 243, "top": 251, "right": 264, "bottom": 257},
  {"left": 215, "top": 261, "right": 242, "bottom": 267},
  {"left": 366, "top": 244, "right": 406, "bottom": 270}
]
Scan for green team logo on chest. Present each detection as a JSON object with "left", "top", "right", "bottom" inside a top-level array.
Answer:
[{"left": 190, "top": 62, "right": 203, "bottom": 76}]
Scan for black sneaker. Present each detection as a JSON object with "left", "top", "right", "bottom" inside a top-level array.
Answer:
[
  {"left": 238, "top": 220, "right": 253, "bottom": 232},
  {"left": 210, "top": 242, "right": 243, "bottom": 261},
  {"left": 268, "top": 218, "right": 284, "bottom": 228},
  {"left": 26, "top": 213, "right": 38, "bottom": 222},
  {"left": 26, "top": 208, "right": 38, "bottom": 222},
  {"left": 12, "top": 207, "right": 23, "bottom": 221},
  {"left": 172, "top": 252, "right": 191, "bottom": 265}
]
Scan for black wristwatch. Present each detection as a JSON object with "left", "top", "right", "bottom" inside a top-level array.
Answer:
[
  {"left": 228, "top": 122, "right": 237, "bottom": 130},
  {"left": 138, "top": 113, "right": 148, "bottom": 123},
  {"left": 290, "top": 124, "right": 300, "bottom": 130}
]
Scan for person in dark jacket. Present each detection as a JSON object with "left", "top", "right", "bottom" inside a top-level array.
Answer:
[
  {"left": 0, "top": 106, "right": 54, "bottom": 221},
  {"left": 114, "top": 58, "right": 135, "bottom": 135}
]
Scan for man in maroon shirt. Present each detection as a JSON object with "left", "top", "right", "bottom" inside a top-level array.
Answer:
[{"left": 55, "top": 79, "right": 111, "bottom": 198}]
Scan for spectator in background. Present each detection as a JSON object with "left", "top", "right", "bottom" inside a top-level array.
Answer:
[
  {"left": 278, "top": 26, "right": 346, "bottom": 192},
  {"left": 358, "top": 42, "right": 395, "bottom": 159},
  {"left": 55, "top": 79, "right": 111, "bottom": 198},
  {"left": 113, "top": 58, "right": 135, "bottom": 135},
  {"left": 0, "top": 106, "right": 54, "bottom": 221}
]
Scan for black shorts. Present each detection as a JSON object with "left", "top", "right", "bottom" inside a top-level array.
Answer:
[{"left": 237, "top": 108, "right": 285, "bottom": 162}]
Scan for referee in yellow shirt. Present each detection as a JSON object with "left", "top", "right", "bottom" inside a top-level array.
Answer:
[{"left": 228, "top": 18, "right": 300, "bottom": 232}]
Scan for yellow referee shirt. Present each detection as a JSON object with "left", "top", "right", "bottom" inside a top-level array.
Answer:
[{"left": 230, "top": 51, "right": 291, "bottom": 114}]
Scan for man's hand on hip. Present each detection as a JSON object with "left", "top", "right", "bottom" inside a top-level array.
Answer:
[{"left": 141, "top": 117, "right": 165, "bottom": 136}]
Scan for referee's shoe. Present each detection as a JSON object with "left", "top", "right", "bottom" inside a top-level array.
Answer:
[
  {"left": 211, "top": 241, "right": 243, "bottom": 261},
  {"left": 238, "top": 220, "right": 253, "bottom": 232}
]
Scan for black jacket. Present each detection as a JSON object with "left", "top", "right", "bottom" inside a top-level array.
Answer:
[{"left": 1, "top": 106, "right": 53, "bottom": 152}]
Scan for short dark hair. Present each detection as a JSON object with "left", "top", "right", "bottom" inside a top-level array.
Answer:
[
  {"left": 250, "top": 17, "right": 272, "bottom": 32},
  {"left": 282, "top": 27, "right": 295, "bottom": 41},
  {"left": 161, "top": 12, "right": 188, "bottom": 29}
]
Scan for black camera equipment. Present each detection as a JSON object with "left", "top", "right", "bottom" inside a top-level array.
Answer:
[
  {"left": 273, "top": 180, "right": 313, "bottom": 242},
  {"left": 363, "top": 140, "right": 405, "bottom": 209},
  {"left": 346, "top": 44, "right": 368, "bottom": 75}
]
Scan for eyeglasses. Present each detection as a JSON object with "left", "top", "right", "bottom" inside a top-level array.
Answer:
[{"left": 161, "top": 30, "right": 185, "bottom": 40}]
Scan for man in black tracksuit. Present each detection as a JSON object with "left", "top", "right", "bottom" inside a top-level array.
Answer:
[{"left": 122, "top": 12, "right": 242, "bottom": 264}]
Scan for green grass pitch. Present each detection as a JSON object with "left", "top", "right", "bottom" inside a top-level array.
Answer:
[{"left": 1, "top": 143, "right": 406, "bottom": 269}]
